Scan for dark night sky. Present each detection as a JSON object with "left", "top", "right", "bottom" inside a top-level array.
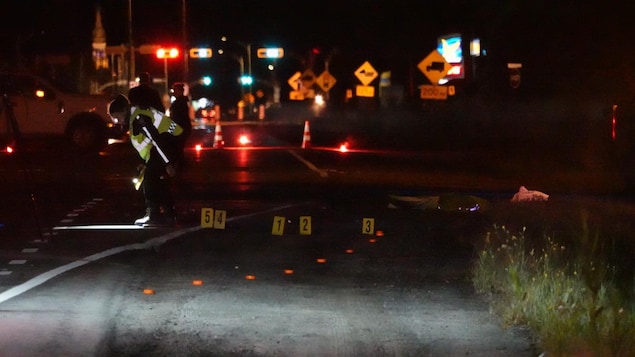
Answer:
[
  {"left": 0, "top": 0, "right": 635, "bottom": 51},
  {"left": 4, "top": 1, "right": 633, "bottom": 60},
  {"left": 1, "top": 0, "right": 481, "bottom": 58},
  {"left": 2, "top": 1, "right": 635, "bottom": 101}
]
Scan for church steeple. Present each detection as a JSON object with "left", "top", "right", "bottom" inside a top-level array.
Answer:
[{"left": 92, "top": 6, "right": 108, "bottom": 70}]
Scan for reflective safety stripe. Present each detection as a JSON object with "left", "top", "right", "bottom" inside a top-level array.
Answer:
[
  {"left": 142, "top": 126, "right": 170, "bottom": 163},
  {"left": 130, "top": 136, "right": 152, "bottom": 159},
  {"left": 129, "top": 106, "right": 183, "bottom": 162}
]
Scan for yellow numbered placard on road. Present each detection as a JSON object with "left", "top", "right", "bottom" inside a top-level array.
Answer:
[
  {"left": 213, "top": 210, "right": 226, "bottom": 229},
  {"left": 362, "top": 218, "right": 375, "bottom": 235},
  {"left": 201, "top": 208, "right": 227, "bottom": 229},
  {"left": 201, "top": 208, "right": 214, "bottom": 228},
  {"left": 272, "top": 216, "right": 285, "bottom": 235},
  {"left": 299, "top": 216, "right": 312, "bottom": 235}
]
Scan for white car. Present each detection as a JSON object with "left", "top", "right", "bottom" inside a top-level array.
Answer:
[{"left": 0, "top": 72, "right": 124, "bottom": 152}]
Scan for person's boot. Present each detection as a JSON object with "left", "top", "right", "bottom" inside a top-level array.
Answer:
[
  {"left": 134, "top": 214, "right": 151, "bottom": 226},
  {"left": 134, "top": 208, "right": 164, "bottom": 226}
]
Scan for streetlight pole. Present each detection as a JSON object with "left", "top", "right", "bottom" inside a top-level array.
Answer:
[
  {"left": 221, "top": 36, "right": 252, "bottom": 98},
  {"left": 246, "top": 43, "right": 252, "bottom": 98},
  {"left": 156, "top": 48, "right": 179, "bottom": 96},
  {"left": 163, "top": 57, "right": 169, "bottom": 95},
  {"left": 238, "top": 56, "right": 245, "bottom": 99},
  {"left": 218, "top": 48, "right": 246, "bottom": 99}
]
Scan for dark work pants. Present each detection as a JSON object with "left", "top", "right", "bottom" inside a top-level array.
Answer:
[{"left": 141, "top": 148, "right": 174, "bottom": 216}]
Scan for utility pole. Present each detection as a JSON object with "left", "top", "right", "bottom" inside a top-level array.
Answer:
[
  {"left": 128, "top": 0, "right": 135, "bottom": 84},
  {"left": 182, "top": 0, "right": 188, "bottom": 82}
]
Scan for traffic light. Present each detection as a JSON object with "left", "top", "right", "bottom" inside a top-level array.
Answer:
[
  {"left": 156, "top": 48, "right": 179, "bottom": 59},
  {"left": 240, "top": 75, "right": 253, "bottom": 86},
  {"left": 190, "top": 48, "right": 212, "bottom": 58},
  {"left": 202, "top": 76, "right": 213, "bottom": 86},
  {"left": 256, "top": 48, "right": 284, "bottom": 58}
]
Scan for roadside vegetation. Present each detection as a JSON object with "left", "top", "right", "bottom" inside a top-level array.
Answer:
[{"left": 473, "top": 200, "right": 635, "bottom": 356}]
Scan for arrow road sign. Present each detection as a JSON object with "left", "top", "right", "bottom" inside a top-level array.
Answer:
[{"left": 288, "top": 71, "right": 302, "bottom": 90}]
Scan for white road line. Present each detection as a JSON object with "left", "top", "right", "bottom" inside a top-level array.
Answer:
[
  {"left": 0, "top": 203, "right": 299, "bottom": 305},
  {"left": 287, "top": 150, "right": 329, "bottom": 177},
  {"left": 53, "top": 224, "right": 146, "bottom": 230}
]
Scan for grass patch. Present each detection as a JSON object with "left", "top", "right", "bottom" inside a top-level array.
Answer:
[{"left": 473, "top": 200, "right": 635, "bottom": 356}]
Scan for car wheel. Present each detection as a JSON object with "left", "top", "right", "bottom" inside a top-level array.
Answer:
[{"left": 68, "top": 122, "right": 105, "bottom": 151}]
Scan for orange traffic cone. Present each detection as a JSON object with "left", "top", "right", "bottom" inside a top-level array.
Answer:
[
  {"left": 301, "top": 120, "right": 311, "bottom": 149},
  {"left": 213, "top": 121, "right": 224, "bottom": 149}
]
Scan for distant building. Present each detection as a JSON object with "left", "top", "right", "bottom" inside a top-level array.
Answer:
[
  {"left": 91, "top": 6, "right": 109, "bottom": 94},
  {"left": 92, "top": 7, "right": 108, "bottom": 70}
]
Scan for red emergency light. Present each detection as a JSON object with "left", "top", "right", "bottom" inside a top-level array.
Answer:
[{"left": 156, "top": 48, "right": 180, "bottom": 59}]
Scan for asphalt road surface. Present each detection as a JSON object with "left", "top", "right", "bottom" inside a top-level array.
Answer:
[{"left": 0, "top": 118, "right": 625, "bottom": 356}]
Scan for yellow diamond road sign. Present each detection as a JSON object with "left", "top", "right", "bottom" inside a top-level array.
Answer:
[
  {"left": 288, "top": 71, "right": 302, "bottom": 90},
  {"left": 315, "top": 71, "right": 337, "bottom": 92},
  {"left": 301, "top": 70, "right": 316, "bottom": 90},
  {"left": 418, "top": 50, "right": 452, "bottom": 84},
  {"left": 355, "top": 61, "right": 378, "bottom": 86}
]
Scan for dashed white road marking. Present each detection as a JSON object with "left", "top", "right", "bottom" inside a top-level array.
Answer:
[{"left": 0, "top": 204, "right": 299, "bottom": 305}]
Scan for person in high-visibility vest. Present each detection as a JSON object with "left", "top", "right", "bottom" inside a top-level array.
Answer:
[{"left": 108, "top": 94, "right": 184, "bottom": 226}]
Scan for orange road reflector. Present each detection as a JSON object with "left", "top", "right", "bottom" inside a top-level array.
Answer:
[
  {"left": 345, "top": 249, "right": 354, "bottom": 254},
  {"left": 192, "top": 280, "right": 204, "bottom": 286},
  {"left": 316, "top": 258, "right": 326, "bottom": 263},
  {"left": 143, "top": 288, "right": 155, "bottom": 295},
  {"left": 245, "top": 275, "right": 256, "bottom": 280},
  {"left": 301, "top": 120, "right": 311, "bottom": 148},
  {"left": 375, "top": 230, "right": 384, "bottom": 236},
  {"left": 213, "top": 121, "right": 224, "bottom": 149},
  {"left": 284, "top": 269, "right": 294, "bottom": 275}
]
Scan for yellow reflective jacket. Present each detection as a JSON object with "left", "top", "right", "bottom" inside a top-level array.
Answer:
[{"left": 129, "top": 106, "right": 183, "bottom": 163}]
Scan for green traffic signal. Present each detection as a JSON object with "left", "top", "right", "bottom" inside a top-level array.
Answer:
[{"left": 240, "top": 75, "right": 253, "bottom": 86}]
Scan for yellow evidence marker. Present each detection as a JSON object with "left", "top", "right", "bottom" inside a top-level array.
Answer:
[
  {"left": 272, "top": 216, "right": 285, "bottom": 235},
  {"left": 299, "top": 216, "right": 312, "bottom": 235},
  {"left": 201, "top": 208, "right": 214, "bottom": 228},
  {"left": 213, "top": 210, "right": 227, "bottom": 229},
  {"left": 201, "top": 208, "right": 227, "bottom": 229},
  {"left": 362, "top": 218, "right": 375, "bottom": 235}
]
